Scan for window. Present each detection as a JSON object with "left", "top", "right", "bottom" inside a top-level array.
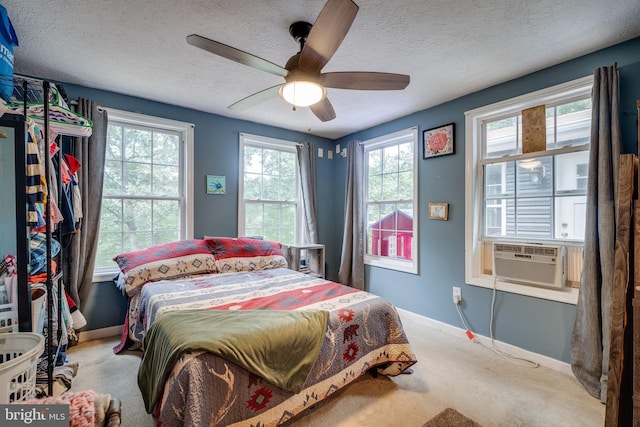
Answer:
[
  {"left": 94, "top": 109, "right": 194, "bottom": 280},
  {"left": 238, "top": 133, "right": 300, "bottom": 245},
  {"left": 465, "top": 76, "right": 592, "bottom": 303},
  {"left": 364, "top": 127, "right": 418, "bottom": 274}
]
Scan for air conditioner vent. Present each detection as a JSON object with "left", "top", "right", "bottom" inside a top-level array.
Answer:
[
  {"left": 494, "top": 243, "right": 522, "bottom": 253},
  {"left": 492, "top": 242, "right": 566, "bottom": 288},
  {"left": 523, "top": 245, "right": 557, "bottom": 257}
]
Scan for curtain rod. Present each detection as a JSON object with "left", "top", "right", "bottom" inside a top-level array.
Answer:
[{"left": 69, "top": 99, "right": 105, "bottom": 113}]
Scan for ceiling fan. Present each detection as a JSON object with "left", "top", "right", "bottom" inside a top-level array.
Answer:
[{"left": 186, "top": 0, "right": 410, "bottom": 122}]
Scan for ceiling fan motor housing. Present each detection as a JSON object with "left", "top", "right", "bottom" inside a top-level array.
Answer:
[
  {"left": 289, "top": 21, "right": 312, "bottom": 50},
  {"left": 284, "top": 53, "right": 318, "bottom": 83}
]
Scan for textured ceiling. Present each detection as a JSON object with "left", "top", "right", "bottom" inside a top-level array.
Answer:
[{"left": 3, "top": 0, "right": 640, "bottom": 139}]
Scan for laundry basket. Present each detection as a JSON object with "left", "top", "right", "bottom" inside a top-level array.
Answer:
[
  {"left": 0, "top": 332, "right": 45, "bottom": 403},
  {"left": 0, "top": 303, "right": 18, "bottom": 333}
]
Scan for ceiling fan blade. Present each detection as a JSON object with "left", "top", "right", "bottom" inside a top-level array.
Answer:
[
  {"left": 187, "top": 34, "right": 288, "bottom": 78},
  {"left": 320, "top": 72, "right": 410, "bottom": 90},
  {"left": 228, "top": 84, "right": 282, "bottom": 111},
  {"left": 310, "top": 97, "right": 336, "bottom": 122},
  {"left": 299, "top": 0, "right": 359, "bottom": 73}
]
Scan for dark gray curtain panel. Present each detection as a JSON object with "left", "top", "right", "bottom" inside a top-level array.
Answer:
[
  {"left": 296, "top": 142, "right": 318, "bottom": 244},
  {"left": 68, "top": 99, "right": 108, "bottom": 311},
  {"left": 338, "top": 140, "right": 365, "bottom": 290},
  {"left": 570, "top": 64, "right": 620, "bottom": 402}
]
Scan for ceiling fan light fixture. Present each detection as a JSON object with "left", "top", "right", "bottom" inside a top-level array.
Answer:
[
  {"left": 519, "top": 159, "right": 542, "bottom": 170},
  {"left": 279, "top": 81, "right": 326, "bottom": 107}
]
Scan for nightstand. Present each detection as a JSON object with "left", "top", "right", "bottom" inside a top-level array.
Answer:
[{"left": 283, "top": 244, "right": 325, "bottom": 279}]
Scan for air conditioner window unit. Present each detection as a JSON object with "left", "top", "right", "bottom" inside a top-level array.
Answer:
[{"left": 492, "top": 242, "right": 567, "bottom": 288}]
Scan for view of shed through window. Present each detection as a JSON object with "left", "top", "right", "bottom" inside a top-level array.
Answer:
[{"left": 363, "top": 127, "right": 418, "bottom": 274}]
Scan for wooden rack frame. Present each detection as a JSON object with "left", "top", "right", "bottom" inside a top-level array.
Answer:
[{"left": 605, "top": 99, "right": 640, "bottom": 426}]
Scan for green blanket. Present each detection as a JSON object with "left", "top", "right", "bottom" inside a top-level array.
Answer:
[{"left": 138, "top": 309, "right": 329, "bottom": 412}]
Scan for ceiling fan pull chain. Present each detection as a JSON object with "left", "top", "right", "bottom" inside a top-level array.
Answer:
[{"left": 292, "top": 83, "right": 297, "bottom": 111}]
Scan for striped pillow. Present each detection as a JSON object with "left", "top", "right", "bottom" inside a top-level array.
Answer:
[
  {"left": 113, "top": 239, "right": 217, "bottom": 297},
  {"left": 206, "top": 237, "right": 288, "bottom": 273}
]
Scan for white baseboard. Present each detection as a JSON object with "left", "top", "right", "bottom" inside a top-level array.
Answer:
[
  {"left": 77, "top": 325, "right": 123, "bottom": 342},
  {"left": 78, "top": 311, "right": 573, "bottom": 377},
  {"left": 397, "top": 308, "right": 573, "bottom": 377}
]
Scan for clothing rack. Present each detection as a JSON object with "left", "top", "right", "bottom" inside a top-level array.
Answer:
[{"left": 12, "top": 76, "right": 67, "bottom": 396}]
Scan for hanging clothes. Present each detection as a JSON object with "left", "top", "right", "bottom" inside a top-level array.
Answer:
[
  {"left": 25, "top": 124, "right": 44, "bottom": 228},
  {"left": 50, "top": 144, "right": 79, "bottom": 236},
  {"left": 65, "top": 153, "right": 83, "bottom": 226},
  {"left": 27, "top": 120, "right": 65, "bottom": 232}
]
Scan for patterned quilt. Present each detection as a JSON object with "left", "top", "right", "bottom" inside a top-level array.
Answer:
[{"left": 121, "top": 268, "right": 417, "bottom": 426}]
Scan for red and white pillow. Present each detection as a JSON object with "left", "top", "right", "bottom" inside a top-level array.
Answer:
[
  {"left": 113, "top": 239, "right": 217, "bottom": 297},
  {"left": 205, "top": 236, "right": 288, "bottom": 273}
]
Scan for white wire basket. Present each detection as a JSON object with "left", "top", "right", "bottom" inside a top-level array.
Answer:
[{"left": 0, "top": 332, "right": 45, "bottom": 403}]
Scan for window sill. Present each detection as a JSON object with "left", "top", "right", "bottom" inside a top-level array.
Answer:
[
  {"left": 93, "top": 269, "right": 119, "bottom": 284},
  {"left": 365, "top": 256, "right": 418, "bottom": 275},
  {"left": 469, "top": 274, "right": 578, "bottom": 305}
]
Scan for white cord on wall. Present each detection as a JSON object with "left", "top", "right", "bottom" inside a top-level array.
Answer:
[{"left": 454, "top": 279, "right": 539, "bottom": 368}]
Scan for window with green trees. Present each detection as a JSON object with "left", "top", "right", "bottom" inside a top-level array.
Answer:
[
  {"left": 239, "top": 133, "right": 300, "bottom": 244},
  {"left": 94, "top": 109, "right": 193, "bottom": 277}
]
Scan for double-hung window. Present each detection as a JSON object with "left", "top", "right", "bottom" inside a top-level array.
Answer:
[
  {"left": 238, "top": 133, "right": 300, "bottom": 245},
  {"left": 93, "top": 109, "right": 194, "bottom": 280},
  {"left": 364, "top": 127, "right": 418, "bottom": 274},
  {"left": 465, "top": 76, "right": 592, "bottom": 303}
]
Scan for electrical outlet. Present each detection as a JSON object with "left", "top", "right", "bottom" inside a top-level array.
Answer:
[{"left": 453, "top": 287, "right": 462, "bottom": 304}]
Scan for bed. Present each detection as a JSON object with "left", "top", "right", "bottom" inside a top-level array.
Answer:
[{"left": 112, "top": 237, "right": 417, "bottom": 426}]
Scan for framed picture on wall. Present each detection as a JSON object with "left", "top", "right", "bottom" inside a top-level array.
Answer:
[
  {"left": 206, "top": 175, "right": 226, "bottom": 194},
  {"left": 423, "top": 123, "right": 454, "bottom": 159},
  {"left": 428, "top": 202, "right": 449, "bottom": 220}
]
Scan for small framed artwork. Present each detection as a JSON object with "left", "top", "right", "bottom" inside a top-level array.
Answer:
[
  {"left": 423, "top": 123, "right": 454, "bottom": 159},
  {"left": 206, "top": 175, "right": 226, "bottom": 194},
  {"left": 428, "top": 202, "right": 449, "bottom": 220}
]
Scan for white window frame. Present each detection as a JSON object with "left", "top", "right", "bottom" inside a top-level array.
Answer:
[
  {"left": 363, "top": 127, "right": 419, "bottom": 274},
  {"left": 93, "top": 108, "right": 194, "bottom": 282},
  {"left": 238, "top": 133, "right": 303, "bottom": 243},
  {"left": 464, "top": 76, "right": 592, "bottom": 304}
]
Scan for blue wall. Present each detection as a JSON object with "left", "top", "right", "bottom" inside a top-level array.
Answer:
[
  {"left": 60, "top": 85, "right": 336, "bottom": 242},
  {"left": 332, "top": 37, "right": 640, "bottom": 363},
  {"left": 43, "top": 36, "right": 640, "bottom": 364},
  {"left": 56, "top": 85, "right": 336, "bottom": 330}
]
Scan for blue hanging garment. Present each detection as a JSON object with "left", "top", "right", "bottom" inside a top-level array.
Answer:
[{"left": 0, "top": 5, "right": 18, "bottom": 101}]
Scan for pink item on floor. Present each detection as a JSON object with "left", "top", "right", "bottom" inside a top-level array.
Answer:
[{"left": 20, "top": 389, "right": 97, "bottom": 427}]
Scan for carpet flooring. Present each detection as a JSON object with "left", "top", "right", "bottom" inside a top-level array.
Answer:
[{"left": 66, "top": 309, "right": 604, "bottom": 426}]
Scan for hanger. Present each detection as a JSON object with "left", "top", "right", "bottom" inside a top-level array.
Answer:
[{"left": 5, "top": 84, "right": 94, "bottom": 138}]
